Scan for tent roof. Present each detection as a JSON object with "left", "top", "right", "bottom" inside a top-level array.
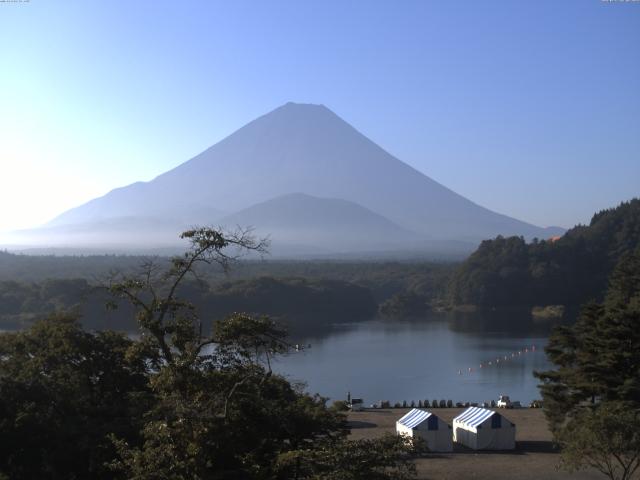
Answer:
[
  {"left": 453, "top": 407, "right": 496, "bottom": 428},
  {"left": 397, "top": 409, "right": 432, "bottom": 429}
]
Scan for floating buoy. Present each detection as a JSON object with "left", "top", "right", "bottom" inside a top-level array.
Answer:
[{"left": 459, "top": 347, "right": 540, "bottom": 379}]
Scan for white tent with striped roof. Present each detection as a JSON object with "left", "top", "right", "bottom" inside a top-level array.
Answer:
[
  {"left": 452, "top": 407, "right": 515, "bottom": 450},
  {"left": 396, "top": 409, "right": 453, "bottom": 452}
]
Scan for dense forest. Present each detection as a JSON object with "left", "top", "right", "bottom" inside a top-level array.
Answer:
[
  {"left": 448, "top": 199, "right": 640, "bottom": 308},
  {"left": 0, "top": 250, "right": 454, "bottom": 331},
  {"left": 2, "top": 199, "right": 638, "bottom": 331},
  {"left": 0, "top": 277, "right": 378, "bottom": 334},
  {"left": 0, "top": 251, "right": 453, "bottom": 302}
]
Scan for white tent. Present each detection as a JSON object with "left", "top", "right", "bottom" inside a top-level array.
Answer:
[
  {"left": 396, "top": 409, "right": 453, "bottom": 452},
  {"left": 452, "top": 407, "right": 515, "bottom": 450}
]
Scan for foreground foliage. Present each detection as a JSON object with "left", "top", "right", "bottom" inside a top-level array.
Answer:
[
  {"left": 276, "top": 434, "right": 421, "bottom": 480},
  {"left": 0, "top": 228, "right": 420, "bottom": 479},
  {"left": 0, "top": 315, "right": 151, "bottom": 479},
  {"left": 559, "top": 403, "right": 640, "bottom": 480}
]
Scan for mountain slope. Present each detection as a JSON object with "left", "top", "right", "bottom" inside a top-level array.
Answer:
[
  {"left": 9, "top": 216, "right": 192, "bottom": 250},
  {"left": 218, "top": 193, "right": 420, "bottom": 253},
  {"left": 44, "top": 102, "right": 561, "bottom": 252}
]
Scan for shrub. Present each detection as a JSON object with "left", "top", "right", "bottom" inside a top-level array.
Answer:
[{"left": 331, "top": 400, "right": 349, "bottom": 412}]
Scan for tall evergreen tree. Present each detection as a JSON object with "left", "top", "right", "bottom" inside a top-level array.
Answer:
[
  {"left": 536, "top": 250, "right": 640, "bottom": 479},
  {"left": 536, "top": 250, "right": 640, "bottom": 431}
]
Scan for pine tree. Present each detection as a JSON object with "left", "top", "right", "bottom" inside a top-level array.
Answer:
[
  {"left": 536, "top": 251, "right": 640, "bottom": 479},
  {"left": 536, "top": 251, "right": 640, "bottom": 431}
]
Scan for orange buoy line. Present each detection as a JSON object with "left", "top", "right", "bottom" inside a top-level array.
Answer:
[{"left": 456, "top": 345, "right": 538, "bottom": 376}]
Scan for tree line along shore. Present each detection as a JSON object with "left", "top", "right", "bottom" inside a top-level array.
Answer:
[{"left": 1, "top": 199, "right": 638, "bottom": 334}]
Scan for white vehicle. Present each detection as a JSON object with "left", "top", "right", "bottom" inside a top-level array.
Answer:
[
  {"left": 497, "top": 395, "right": 512, "bottom": 408},
  {"left": 349, "top": 398, "right": 364, "bottom": 411}
]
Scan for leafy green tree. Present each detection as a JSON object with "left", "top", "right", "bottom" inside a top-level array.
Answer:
[
  {"left": 332, "top": 400, "right": 350, "bottom": 412},
  {"left": 275, "top": 434, "right": 420, "bottom": 480},
  {"left": 1, "top": 227, "right": 422, "bottom": 479},
  {"left": 0, "top": 314, "right": 152, "bottom": 479},
  {"left": 104, "top": 228, "right": 348, "bottom": 478},
  {"left": 558, "top": 402, "right": 640, "bottom": 480}
]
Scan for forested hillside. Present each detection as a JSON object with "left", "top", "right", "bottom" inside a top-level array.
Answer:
[
  {"left": 0, "top": 251, "right": 149, "bottom": 282},
  {"left": 0, "top": 251, "right": 454, "bottom": 331},
  {"left": 4, "top": 199, "right": 638, "bottom": 325},
  {"left": 448, "top": 199, "right": 640, "bottom": 308},
  {"left": 0, "top": 276, "right": 379, "bottom": 334}
]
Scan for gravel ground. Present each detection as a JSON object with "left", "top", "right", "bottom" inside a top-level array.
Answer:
[{"left": 347, "top": 408, "right": 603, "bottom": 480}]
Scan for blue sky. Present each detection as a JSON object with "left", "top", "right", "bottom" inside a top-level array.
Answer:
[{"left": 0, "top": 0, "right": 638, "bottom": 231}]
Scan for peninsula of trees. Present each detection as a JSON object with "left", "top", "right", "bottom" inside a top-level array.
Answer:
[{"left": 447, "top": 199, "right": 640, "bottom": 309}]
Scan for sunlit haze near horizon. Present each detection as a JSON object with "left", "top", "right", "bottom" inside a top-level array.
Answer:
[{"left": 0, "top": 1, "right": 638, "bottom": 234}]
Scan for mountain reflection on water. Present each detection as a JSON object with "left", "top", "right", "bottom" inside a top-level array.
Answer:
[{"left": 276, "top": 310, "right": 571, "bottom": 406}]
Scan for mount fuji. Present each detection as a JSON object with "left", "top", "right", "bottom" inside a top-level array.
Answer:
[{"left": 18, "top": 102, "right": 563, "bottom": 256}]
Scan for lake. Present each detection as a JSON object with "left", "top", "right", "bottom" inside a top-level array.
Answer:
[{"left": 275, "top": 312, "right": 557, "bottom": 406}]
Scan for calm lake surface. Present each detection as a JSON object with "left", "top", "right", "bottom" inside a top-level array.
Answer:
[{"left": 275, "top": 313, "right": 556, "bottom": 406}]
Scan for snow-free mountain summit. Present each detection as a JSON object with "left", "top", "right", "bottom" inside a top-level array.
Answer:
[{"left": 38, "top": 102, "right": 562, "bottom": 255}]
